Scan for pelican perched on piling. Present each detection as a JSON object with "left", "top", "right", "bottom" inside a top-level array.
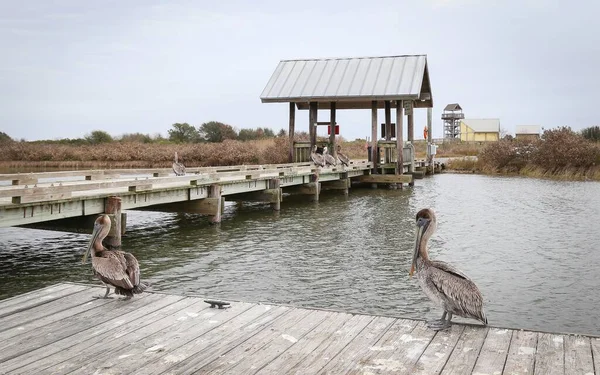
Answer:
[
  {"left": 173, "top": 152, "right": 186, "bottom": 176},
  {"left": 410, "top": 208, "right": 487, "bottom": 330},
  {"left": 323, "top": 146, "right": 337, "bottom": 167},
  {"left": 82, "top": 215, "right": 149, "bottom": 300},
  {"left": 310, "top": 145, "right": 325, "bottom": 167},
  {"left": 336, "top": 145, "right": 350, "bottom": 167}
]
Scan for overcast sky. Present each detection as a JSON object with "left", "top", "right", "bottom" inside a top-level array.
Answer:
[{"left": 1, "top": 0, "right": 598, "bottom": 141}]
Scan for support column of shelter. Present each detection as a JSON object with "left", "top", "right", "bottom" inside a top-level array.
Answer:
[
  {"left": 396, "top": 100, "right": 404, "bottom": 175},
  {"left": 104, "top": 196, "right": 122, "bottom": 250},
  {"left": 309, "top": 102, "right": 318, "bottom": 150},
  {"left": 329, "top": 102, "right": 336, "bottom": 158},
  {"left": 288, "top": 102, "right": 295, "bottom": 163},
  {"left": 371, "top": 100, "right": 378, "bottom": 174},
  {"left": 427, "top": 107, "right": 434, "bottom": 174},
  {"left": 384, "top": 101, "right": 392, "bottom": 141}
]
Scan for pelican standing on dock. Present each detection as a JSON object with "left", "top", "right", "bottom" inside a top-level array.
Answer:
[
  {"left": 410, "top": 208, "right": 487, "bottom": 330},
  {"left": 336, "top": 145, "right": 350, "bottom": 167},
  {"left": 310, "top": 145, "right": 325, "bottom": 167},
  {"left": 173, "top": 151, "right": 186, "bottom": 176},
  {"left": 82, "top": 215, "right": 149, "bottom": 299},
  {"left": 323, "top": 146, "right": 337, "bottom": 166}
]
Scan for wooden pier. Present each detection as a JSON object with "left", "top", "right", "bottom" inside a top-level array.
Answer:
[
  {"left": 0, "top": 283, "right": 597, "bottom": 375},
  {"left": 0, "top": 161, "right": 413, "bottom": 234}
]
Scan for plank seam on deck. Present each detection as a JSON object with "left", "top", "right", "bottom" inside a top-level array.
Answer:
[
  {"left": 499, "top": 329, "right": 514, "bottom": 375},
  {"left": 468, "top": 326, "right": 490, "bottom": 375}
]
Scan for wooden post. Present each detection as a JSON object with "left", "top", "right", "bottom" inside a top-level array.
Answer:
[
  {"left": 408, "top": 104, "right": 414, "bottom": 144},
  {"left": 329, "top": 102, "right": 336, "bottom": 157},
  {"left": 288, "top": 102, "right": 295, "bottom": 163},
  {"left": 104, "top": 196, "right": 122, "bottom": 250},
  {"left": 371, "top": 100, "right": 378, "bottom": 173},
  {"left": 427, "top": 107, "right": 434, "bottom": 174},
  {"left": 385, "top": 101, "right": 391, "bottom": 141},
  {"left": 208, "top": 184, "right": 222, "bottom": 224},
  {"left": 268, "top": 179, "right": 281, "bottom": 211},
  {"left": 309, "top": 102, "right": 318, "bottom": 150},
  {"left": 396, "top": 100, "right": 404, "bottom": 175},
  {"left": 310, "top": 173, "right": 320, "bottom": 202}
]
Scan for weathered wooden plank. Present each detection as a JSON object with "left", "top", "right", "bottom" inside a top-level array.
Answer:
[
  {"left": 356, "top": 174, "right": 413, "bottom": 184},
  {"left": 190, "top": 307, "right": 315, "bottom": 374},
  {"left": 0, "top": 290, "right": 114, "bottom": 341},
  {"left": 564, "top": 335, "right": 594, "bottom": 375},
  {"left": 503, "top": 330, "right": 538, "bottom": 375},
  {"left": 591, "top": 338, "right": 600, "bottom": 375},
  {"left": 0, "top": 292, "right": 166, "bottom": 369},
  {"left": 257, "top": 310, "right": 351, "bottom": 374},
  {"left": 0, "top": 283, "right": 88, "bottom": 320},
  {"left": 318, "top": 316, "right": 397, "bottom": 374},
  {"left": 0, "top": 282, "right": 73, "bottom": 309},
  {"left": 440, "top": 326, "right": 489, "bottom": 375},
  {"left": 410, "top": 324, "right": 466, "bottom": 375},
  {"left": 290, "top": 314, "right": 375, "bottom": 374},
  {"left": 349, "top": 320, "right": 432, "bottom": 375},
  {"left": 70, "top": 300, "right": 255, "bottom": 375},
  {"left": 146, "top": 305, "right": 291, "bottom": 375},
  {"left": 534, "top": 333, "right": 565, "bottom": 375},
  {"left": 214, "top": 309, "right": 332, "bottom": 374},
  {"left": 470, "top": 328, "right": 512, "bottom": 375},
  {"left": 9, "top": 294, "right": 192, "bottom": 375}
]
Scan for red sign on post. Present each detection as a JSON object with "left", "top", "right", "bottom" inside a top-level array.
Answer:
[{"left": 327, "top": 125, "right": 340, "bottom": 135}]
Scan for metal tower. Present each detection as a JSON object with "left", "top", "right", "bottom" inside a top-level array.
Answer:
[{"left": 442, "top": 103, "right": 464, "bottom": 140}]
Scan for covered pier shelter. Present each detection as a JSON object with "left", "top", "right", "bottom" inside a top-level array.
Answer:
[{"left": 260, "top": 54, "right": 433, "bottom": 177}]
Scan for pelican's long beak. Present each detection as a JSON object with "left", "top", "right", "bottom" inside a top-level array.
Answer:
[
  {"left": 410, "top": 218, "right": 429, "bottom": 277},
  {"left": 82, "top": 223, "right": 101, "bottom": 263}
]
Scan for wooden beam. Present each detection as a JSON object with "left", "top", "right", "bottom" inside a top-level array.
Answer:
[
  {"left": 320, "top": 179, "right": 349, "bottom": 196},
  {"left": 309, "top": 102, "right": 318, "bottom": 149},
  {"left": 408, "top": 102, "right": 414, "bottom": 143},
  {"left": 384, "top": 101, "right": 391, "bottom": 141},
  {"left": 103, "top": 196, "right": 122, "bottom": 250},
  {"left": 283, "top": 181, "right": 319, "bottom": 201},
  {"left": 289, "top": 102, "right": 295, "bottom": 163},
  {"left": 12, "top": 177, "right": 38, "bottom": 186},
  {"left": 329, "top": 102, "right": 336, "bottom": 157},
  {"left": 371, "top": 100, "right": 378, "bottom": 173},
  {"left": 356, "top": 174, "right": 413, "bottom": 184},
  {"left": 396, "top": 100, "right": 404, "bottom": 174}
]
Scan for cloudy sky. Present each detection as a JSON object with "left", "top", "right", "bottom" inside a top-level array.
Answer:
[{"left": 1, "top": 0, "right": 598, "bottom": 141}]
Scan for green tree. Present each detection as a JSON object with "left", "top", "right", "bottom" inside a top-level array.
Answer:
[
  {"left": 277, "top": 128, "right": 287, "bottom": 137},
  {"left": 85, "top": 130, "right": 113, "bottom": 144},
  {"left": 581, "top": 126, "right": 600, "bottom": 142},
  {"left": 0, "top": 131, "right": 13, "bottom": 143},
  {"left": 120, "top": 132, "right": 153, "bottom": 143},
  {"left": 168, "top": 123, "right": 200, "bottom": 143},
  {"left": 199, "top": 121, "right": 238, "bottom": 142}
]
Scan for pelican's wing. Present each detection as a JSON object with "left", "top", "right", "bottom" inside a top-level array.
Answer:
[
  {"left": 429, "top": 260, "right": 487, "bottom": 323},
  {"left": 93, "top": 253, "right": 134, "bottom": 290},
  {"left": 122, "top": 252, "right": 141, "bottom": 286}
]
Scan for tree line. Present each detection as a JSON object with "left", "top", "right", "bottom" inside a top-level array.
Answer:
[{"left": 0, "top": 122, "right": 287, "bottom": 145}]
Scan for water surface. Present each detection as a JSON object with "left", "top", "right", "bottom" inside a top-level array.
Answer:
[{"left": 1, "top": 173, "right": 599, "bottom": 336}]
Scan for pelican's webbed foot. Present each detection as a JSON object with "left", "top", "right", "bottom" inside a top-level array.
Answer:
[
  {"left": 92, "top": 286, "right": 113, "bottom": 299},
  {"left": 426, "top": 311, "right": 452, "bottom": 331}
]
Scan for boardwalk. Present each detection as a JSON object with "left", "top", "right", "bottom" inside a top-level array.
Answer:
[{"left": 0, "top": 283, "right": 598, "bottom": 374}]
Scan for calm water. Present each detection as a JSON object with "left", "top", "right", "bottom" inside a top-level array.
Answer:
[{"left": 1, "top": 174, "right": 599, "bottom": 336}]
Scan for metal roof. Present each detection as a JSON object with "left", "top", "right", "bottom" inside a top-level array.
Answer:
[
  {"left": 461, "top": 119, "right": 500, "bottom": 133},
  {"left": 443, "top": 103, "right": 462, "bottom": 111},
  {"left": 260, "top": 55, "right": 432, "bottom": 109},
  {"left": 515, "top": 125, "right": 541, "bottom": 134}
]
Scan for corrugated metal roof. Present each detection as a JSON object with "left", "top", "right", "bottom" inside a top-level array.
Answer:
[
  {"left": 443, "top": 103, "right": 462, "bottom": 111},
  {"left": 461, "top": 119, "right": 500, "bottom": 133},
  {"left": 260, "top": 55, "right": 432, "bottom": 108},
  {"left": 515, "top": 125, "right": 541, "bottom": 134}
]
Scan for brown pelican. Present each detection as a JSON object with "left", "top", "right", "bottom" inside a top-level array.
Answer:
[
  {"left": 173, "top": 151, "right": 186, "bottom": 176},
  {"left": 323, "top": 146, "right": 337, "bottom": 166},
  {"left": 310, "top": 145, "right": 325, "bottom": 167},
  {"left": 410, "top": 208, "right": 487, "bottom": 330},
  {"left": 82, "top": 215, "right": 149, "bottom": 299},
  {"left": 336, "top": 145, "right": 350, "bottom": 167}
]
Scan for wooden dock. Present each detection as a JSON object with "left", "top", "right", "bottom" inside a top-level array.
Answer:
[
  {"left": 0, "top": 283, "right": 598, "bottom": 375},
  {"left": 0, "top": 161, "right": 415, "bottom": 230}
]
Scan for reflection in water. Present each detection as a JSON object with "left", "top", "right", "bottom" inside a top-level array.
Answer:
[{"left": 1, "top": 174, "right": 600, "bottom": 336}]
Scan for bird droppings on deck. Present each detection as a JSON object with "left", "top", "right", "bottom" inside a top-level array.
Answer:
[
  {"left": 554, "top": 336, "right": 564, "bottom": 343},
  {"left": 518, "top": 346, "right": 536, "bottom": 355},
  {"left": 118, "top": 354, "right": 133, "bottom": 359},
  {"left": 495, "top": 329, "right": 509, "bottom": 334},
  {"left": 281, "top": 334, "right": 298, "bottom": 343},
  {"left": 146, "top": 344, "right": 165, "bottom": 352},
  {"left": 463, "top": 347, "right": 474, "bottom": 353},
  {"left": 369, "top": 345, "right": 395, "bottom": 351},
  {"left": 185, "top": 311, "right": 199, "bottom": 318},
  {"left": 363, "top": 358, "right": 405, "bottom": 372}
]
